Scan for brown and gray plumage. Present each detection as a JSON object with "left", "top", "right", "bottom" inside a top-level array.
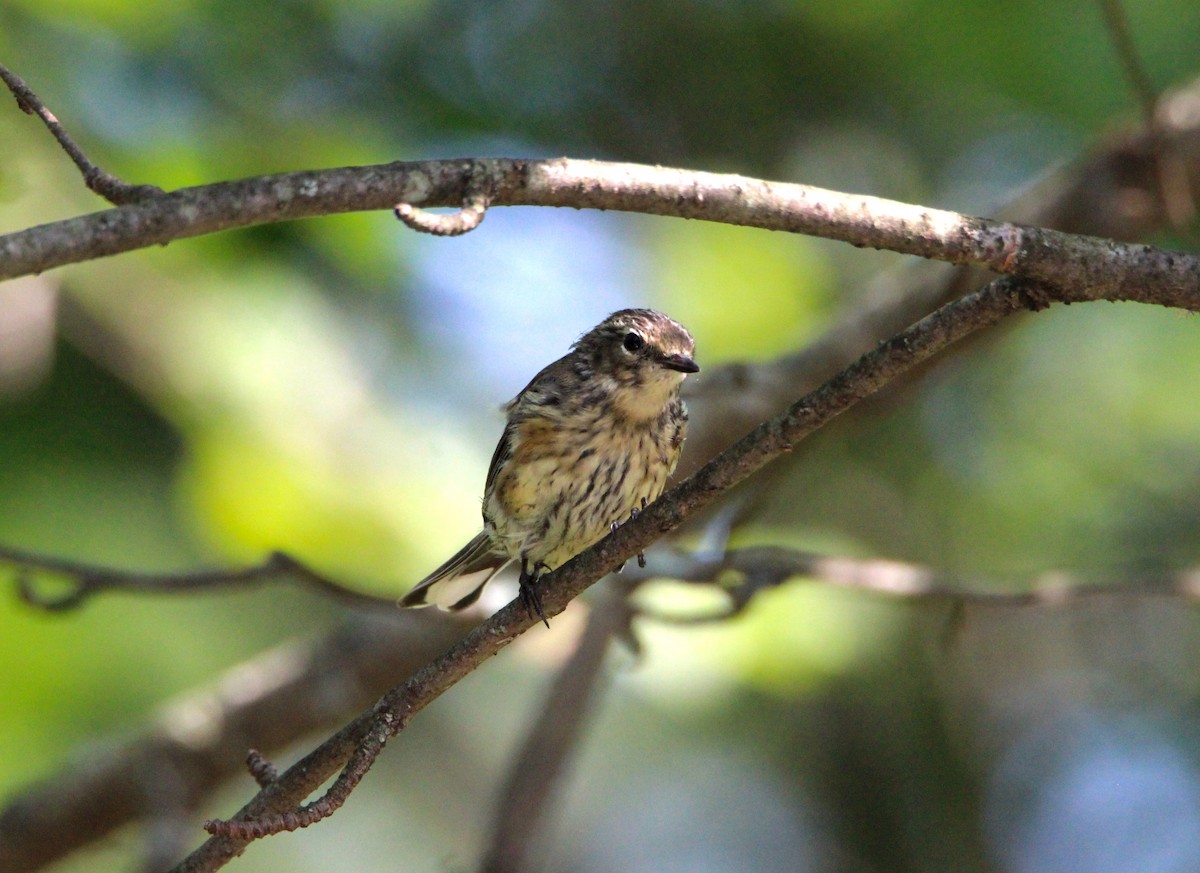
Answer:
[{"left": 401, "top": 309, "right": 699, "bottom": 622}]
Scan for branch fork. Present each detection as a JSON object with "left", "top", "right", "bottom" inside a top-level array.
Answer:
[{"left": 0, "top": 62, "right": 163, "bottom": 206}]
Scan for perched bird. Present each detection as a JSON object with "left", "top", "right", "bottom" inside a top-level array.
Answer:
[{"left": 401, "top": 309, "right": 699, "bottom": 623}]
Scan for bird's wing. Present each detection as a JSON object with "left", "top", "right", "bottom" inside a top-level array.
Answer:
[{"left": 484, "top": 420, "right": 516, "bottom": 496}]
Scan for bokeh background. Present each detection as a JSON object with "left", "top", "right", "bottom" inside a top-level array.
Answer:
[{"left": 5, "top": 1, "right": 1200, "bottom": 871}]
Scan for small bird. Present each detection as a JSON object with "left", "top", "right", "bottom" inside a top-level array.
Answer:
[{"left": 401, "top": 309, "right": 699, "bottom": 623}]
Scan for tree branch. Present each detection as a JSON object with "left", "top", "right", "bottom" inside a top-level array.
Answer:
[
  {"left": 2, "top": 64, "right": 1200, "bottom": 873},
  {"left": 1096, "top": 0, "right": 1195, "bottom": 227},
  {"left": 627, "top": 545, "right": 1200, "bottom": 623},
  {"left": 0, "top": 612, "right": 470, "bottom": 873},
  {"left": 2, "top": 154, "right": 1199, "bottom": 305},
  {"left": 478, "top": 585, "right": 634, "bottom": 873},
  {"left": 0, "top": 62, "right": 164, "bottom": 206},
  {"left": 170, "top": 269, "right": 1190, "bottom": 873},
  {"left": 4, "top": 546, "right": 395, "bottom": 612}
]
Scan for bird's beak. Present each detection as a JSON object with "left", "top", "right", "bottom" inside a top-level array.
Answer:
[{"left": 660, "top": 353, "right": 700, "bottom": 374}]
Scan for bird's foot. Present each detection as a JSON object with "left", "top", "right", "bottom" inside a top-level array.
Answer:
[{"left": 518, "top": 561, "right": 550, "bottom": 628}]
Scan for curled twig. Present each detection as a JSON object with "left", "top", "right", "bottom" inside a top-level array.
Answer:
[
  {"left": 0, "top": 62, "right": 164, "bottom": 206},
  {"left": 394, "top": 161, "right": 491, "bottom": 236}
]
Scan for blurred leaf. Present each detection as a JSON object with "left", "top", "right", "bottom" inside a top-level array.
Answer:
[{"left": 654, "top": 220, "right": 835, "bottom": 362}]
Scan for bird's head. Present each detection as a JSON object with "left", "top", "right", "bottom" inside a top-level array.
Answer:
[{"left": 575, "top": 309, "right": 699, "bottom": 420}]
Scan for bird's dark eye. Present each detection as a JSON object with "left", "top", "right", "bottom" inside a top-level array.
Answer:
[{"left": 622, "top": 332, "right": 645, "bottom": 353}]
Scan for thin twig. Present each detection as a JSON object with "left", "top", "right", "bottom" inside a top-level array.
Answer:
[
  {"left": 205, "top": 723, "right": 391, "bottom": 839},
  {"left": 1096, "top": 1, "right": 1196, "bottom": 226},
  {"left": 1098, "top": 0, "right": 1159, "bottom": 131},
  {"left": 3, "top": 545, "right": 395, "bottom": 611},
  {"left": 478, "top": 586, "right": 635, "bottom": 873},
  {"left": 0, "top": 62, "right": 164, "bottom": 205},
  {"left": 627, "top": 546, "right": 1200, "bottom": 624}
]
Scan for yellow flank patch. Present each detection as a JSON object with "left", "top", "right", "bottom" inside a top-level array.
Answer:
[
  {"left": 511, "top": 418, "right": 561, "bottom": 464},
  {"left": 497, "top": 419, "right": 567, "bottom": 519}
]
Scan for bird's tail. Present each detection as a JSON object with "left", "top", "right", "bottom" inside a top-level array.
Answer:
[{"left": 399, "top": 532, "right": 510, "bottom": 611}]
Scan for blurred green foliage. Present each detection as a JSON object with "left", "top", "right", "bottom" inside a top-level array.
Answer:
[{"left": 5, "top": 1, "right": 1200, "bottom": 871}]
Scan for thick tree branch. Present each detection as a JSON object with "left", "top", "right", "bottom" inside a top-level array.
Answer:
[{"left": 3, "top": 155, "right": 1200, "bottom": 305}]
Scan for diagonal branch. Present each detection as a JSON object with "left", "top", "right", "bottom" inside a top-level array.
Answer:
[
  {"left": 172, "top": 272, "right": 1174, "bottom": 873},
  {"left": 478, "top": 585, "right": 635, "bottom": 873},
  {"left": 0, "top": 62, "right": 164, "bottom": 206}
]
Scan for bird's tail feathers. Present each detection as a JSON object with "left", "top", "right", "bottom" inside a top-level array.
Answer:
[{"left": 400, "top": 532, "right": 510, "bottom": 611}]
